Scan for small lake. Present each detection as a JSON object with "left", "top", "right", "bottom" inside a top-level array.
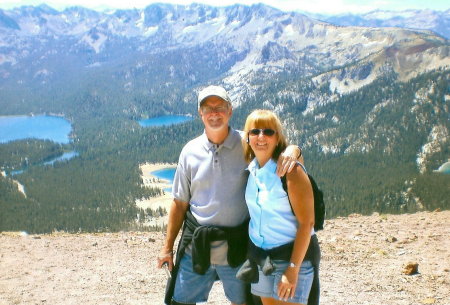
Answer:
[
  {"left": 152, "top": 167, "right": 176, "bottom": 192},
  {"left": 43, "top": 151, "right": 79, "bottom": 166},
  {"left": 138, "top": 115, "right": 193, "bottom": 127},
  {"left": 434, "top": 161, "right": 450, "bottom": 174},
  {"left": 0, "top": 115, "right": 72, "bottom": 144},
  {"left": 8, "top": 151, "right": 79, "bottom": 176}
]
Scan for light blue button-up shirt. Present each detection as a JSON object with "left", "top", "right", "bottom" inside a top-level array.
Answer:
[{"left": 245, "top": 158, "right": 299, "bottom": 250}]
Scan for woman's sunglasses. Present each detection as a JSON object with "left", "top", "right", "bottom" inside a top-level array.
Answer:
[{"left": 248, "top": 128, "right": 276, "bottom": 137}]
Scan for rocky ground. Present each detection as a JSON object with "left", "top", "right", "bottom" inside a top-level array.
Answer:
[{"left": 1, "top": 210, "right": 449, "bottom": 305}]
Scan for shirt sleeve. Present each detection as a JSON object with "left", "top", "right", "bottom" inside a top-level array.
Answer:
[{"left": 172, "top": 152, "right": 191, "bottom": 204}]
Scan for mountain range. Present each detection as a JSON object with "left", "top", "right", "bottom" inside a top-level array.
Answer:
[
  {"left": 314, "top": 9, "right": 450, "bottom": 39},
  {"left": 1, "top": 5, "right": 448, "bottom": 89},
  {"left": 1, "top": 4, "right": 448, "bottom": 118},
  {"left": 0, "top": 3, "right": 448, "bottom": 232}
]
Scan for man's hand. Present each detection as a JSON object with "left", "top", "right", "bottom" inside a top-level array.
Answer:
[
  {"left": 156, "top": 199, "right": 188, "bottom": 272},
  {"left": 276, "top": 145, "right": 303, "bottom": 176},
  {"left": 157, "top": 249, "right": 174, "bottom": 271}
]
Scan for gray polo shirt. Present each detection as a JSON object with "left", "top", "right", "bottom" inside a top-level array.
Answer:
[{"left": 173, "top": 127, "right": 249, "bottom": 227}]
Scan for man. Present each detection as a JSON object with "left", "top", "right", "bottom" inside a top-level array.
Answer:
[{"left": 157, "top": 85, "right": 301, "bottom": 305}]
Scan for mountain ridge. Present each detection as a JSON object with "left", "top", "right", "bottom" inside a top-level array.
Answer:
[{"left": 311, "top": 8, "right": 450, "bottom": 39}]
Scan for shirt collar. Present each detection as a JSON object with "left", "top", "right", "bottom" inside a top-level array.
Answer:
[
  {"left": 247, "top": 158, "right": 259, "bottom": 172},
  {"left": 201, "top": 127, "right": 238, "bottom": 151},
  {"left": 247, "top": 158, "right": 277, "bottom": 174}
]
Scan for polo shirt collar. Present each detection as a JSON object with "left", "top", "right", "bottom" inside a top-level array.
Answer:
[{"left": 201, "top": 127, "right": 237, "bottom": 151}]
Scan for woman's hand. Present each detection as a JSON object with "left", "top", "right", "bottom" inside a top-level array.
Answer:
[{"left": 277, "top": 266, "right": 299, "bottom": 301}]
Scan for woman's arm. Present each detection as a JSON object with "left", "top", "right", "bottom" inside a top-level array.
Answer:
[{"left": 277, "top": 165, "right": 314, "bottom": 300}]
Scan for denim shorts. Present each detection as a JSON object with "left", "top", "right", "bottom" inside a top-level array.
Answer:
[
  {"left": 173, "top": 254, "right": 246, "bottom": 304},
  {"left": 251, "top": 260, "right": 314, "bottom": 304}
]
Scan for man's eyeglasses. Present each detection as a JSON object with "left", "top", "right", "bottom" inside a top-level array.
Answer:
[
  {"left": 249, "top": 128, "right": 276, "bottom": 137},
  {"left": 201, "top": 105, "right": 229, "bottom": 114}
]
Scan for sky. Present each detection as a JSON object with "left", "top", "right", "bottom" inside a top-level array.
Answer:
[{"left": 0, "top": 0, "right": 448, "bottom": 15}]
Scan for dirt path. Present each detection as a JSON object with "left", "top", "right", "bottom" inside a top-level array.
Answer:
[{"left": 1, "top": 210, "right": 449, "bottom": 305}]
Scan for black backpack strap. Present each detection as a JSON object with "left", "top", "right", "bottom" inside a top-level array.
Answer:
[
  {"left": 281, "top": 173, "right": 295, "bottom": 217},
  {"left": 281, "top": 163, "right": 325, "bottom": 231},
  {"left": 308, "top": 175, "right": 325, "bottom": 231}
]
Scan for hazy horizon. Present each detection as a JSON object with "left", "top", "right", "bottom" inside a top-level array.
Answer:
[{"left": 1, "top": 0, "right": 449, "bottom": 15}]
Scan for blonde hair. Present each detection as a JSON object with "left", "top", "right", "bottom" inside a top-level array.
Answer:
[{"left": 243, "top": 109, "right": 288, "bottom": 163}]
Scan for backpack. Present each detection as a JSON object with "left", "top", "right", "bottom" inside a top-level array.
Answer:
[{"left": 281, "top": 170, "right": 325, "bottom": 231}]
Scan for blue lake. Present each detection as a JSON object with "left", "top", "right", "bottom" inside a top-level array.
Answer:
[
  {"left": 151, "top": 168, "right": 176, "bottom": 181},
  {"left": 138, "top": 115, "right": 193, "bottom": 127},
  {"left": 434, "top": 161, "right": 450, "bottom": 174},
  {"left": 0, "top": 115, "right": 72, "bottom": 144},
  {"left": 8, "top": 151, "right": 79, "bottom": 176},
  {"left": 43, "top": 151, "right": 79, "bottom": 166},
  {"left": 10, "top": 170, "right": 24, "bottom": 176},
  {"left": 151, "top": 167, "right": 176, "bottom": 192}
]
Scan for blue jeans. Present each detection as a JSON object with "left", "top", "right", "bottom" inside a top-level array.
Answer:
[
  {"left": 251, "top": 260, "right": 314, "bottom": 304},
  {"left": 173, "top": 254, "right": 246, "bottom": 304}
]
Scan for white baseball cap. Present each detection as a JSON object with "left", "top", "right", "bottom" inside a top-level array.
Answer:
[{"left": 197, "top": 85, "right": 231, "bottom": 109}]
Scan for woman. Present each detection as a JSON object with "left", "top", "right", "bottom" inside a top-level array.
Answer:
[{"left": 242, "top": 109, "right": 319, "bottom": 305}]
